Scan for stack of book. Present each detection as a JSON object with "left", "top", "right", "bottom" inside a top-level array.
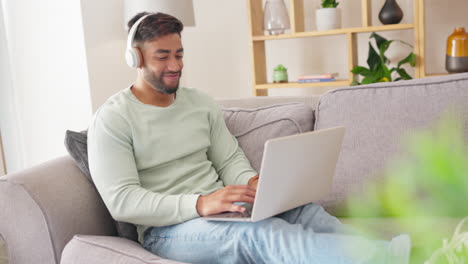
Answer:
[{"left": 297, "top": 73, "right": 338, "bottom": 83}]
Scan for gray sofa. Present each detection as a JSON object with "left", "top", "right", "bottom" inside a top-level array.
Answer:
[{"left": 1, "top": 73, "right": 468, "bottom": 264}]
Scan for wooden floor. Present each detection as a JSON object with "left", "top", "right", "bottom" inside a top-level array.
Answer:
[{"left": 0, "top": 238, "right": 7, "bottom": 264}]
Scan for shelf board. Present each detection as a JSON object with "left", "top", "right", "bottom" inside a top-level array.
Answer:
[
  {"left": 252, "top": 24, "right": 415, "bottom": 41},
  {"left": 424, "top": 73, "right": 449, "bottom": 77},
  {"left": 255, "top": 80, "right": 350, "bottom": 90}
]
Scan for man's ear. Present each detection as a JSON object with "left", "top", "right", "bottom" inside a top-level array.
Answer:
[{"left": 136, "top": 47, "right": 144, "bottom": 68}]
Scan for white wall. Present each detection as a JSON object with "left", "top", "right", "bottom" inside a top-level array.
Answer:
[
  {"left": 1, "top": 0, "right": 92, "bottom": 171},
  {"left": 182, "top": 1, "right": 253, "bottom": 99},
  {"left": 80, "top": 0, "right": 134, "bottom": 113}
]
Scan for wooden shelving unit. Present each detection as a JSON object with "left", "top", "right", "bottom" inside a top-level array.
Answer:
[
  {"left": 252, "top": 24, "right": 415, "bottom": 41},
  {"left": 247, "top": 0, "right": 430, "bottom": 96}
]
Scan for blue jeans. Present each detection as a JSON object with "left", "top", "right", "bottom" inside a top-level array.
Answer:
[{"left": 143, "top": 203, "right": 393, "bottom": 264}]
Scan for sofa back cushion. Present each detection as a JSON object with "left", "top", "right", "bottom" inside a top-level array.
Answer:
[
  {"left": 314, "top": 73, "right": 468, "bottom": 212},
  {"left": 223, "top": 102, "right": 315, "bottom": 172}
]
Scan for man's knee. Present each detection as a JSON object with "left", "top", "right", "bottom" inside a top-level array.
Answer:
[{"left": 237, "top": 217, "right": 291, "bottom": 241}]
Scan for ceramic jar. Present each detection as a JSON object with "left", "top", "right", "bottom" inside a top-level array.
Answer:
[
  {"left": 446, "top": 27, "right": 468, "bottom": 73},
  {"left": 378, "top": 0, "right": 404, "bottom": 25}
]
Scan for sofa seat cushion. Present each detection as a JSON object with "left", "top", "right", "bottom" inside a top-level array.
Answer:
[
  {"left": 60, "top": 235, "right": 186, "bottom": 264},
  {"left": 223, "top": 102, "right": 314, "bottom": 172}
]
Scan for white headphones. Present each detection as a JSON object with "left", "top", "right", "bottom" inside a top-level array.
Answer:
[{"left": 125, "top": 14, "right": 151, "bottom": 68}]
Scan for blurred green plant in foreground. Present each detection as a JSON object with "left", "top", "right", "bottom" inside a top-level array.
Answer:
[{"left": 346, "top": 113, "right": 468, "bottom": 264}]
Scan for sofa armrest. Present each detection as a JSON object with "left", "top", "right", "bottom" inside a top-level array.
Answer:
[{"left": 0, "top": 156, "right": 116, "bottom": 264}]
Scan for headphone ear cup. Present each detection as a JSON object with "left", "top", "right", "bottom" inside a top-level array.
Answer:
[{"left": 125, "top": 48, "right": 140, "bottom": 68}]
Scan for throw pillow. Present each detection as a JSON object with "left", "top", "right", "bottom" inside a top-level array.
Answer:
[
  {"left": 64, "top": 130, "right": 92, "bottom": 182},
  {"left": 222, "top": 102, "right": 315, "bottom": 172},
  {"left": 64, "top": 130, "right": 139, "bottom": 242}
]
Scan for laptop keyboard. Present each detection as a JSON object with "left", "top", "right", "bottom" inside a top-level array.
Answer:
[{"left": 207, "top": 203, "right": 253, "bottom": 218}]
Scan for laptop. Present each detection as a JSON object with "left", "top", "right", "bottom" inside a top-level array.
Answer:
[{"left": 202, "top": 126, "right": 345, "bottom": 222}]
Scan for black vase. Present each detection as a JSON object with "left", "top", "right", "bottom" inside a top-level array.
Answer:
[{"left": 379, "top": 0, "right": 404, "bottom": 25}]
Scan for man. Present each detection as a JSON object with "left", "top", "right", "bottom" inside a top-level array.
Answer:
[{"left": 88, "top": 12, "right": 410, "bottom": 264}]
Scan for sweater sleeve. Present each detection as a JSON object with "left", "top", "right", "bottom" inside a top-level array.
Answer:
[
  {"left": 206, "top": 101, "right": 258, "bottom": 186},
  {"left": 88, "top": 108, "right": 200, "bottom": 227}
]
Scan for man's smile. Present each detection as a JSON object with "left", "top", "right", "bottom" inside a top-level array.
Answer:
[{"left": 163, "top": 72, "right": 180, "bottom": 81}]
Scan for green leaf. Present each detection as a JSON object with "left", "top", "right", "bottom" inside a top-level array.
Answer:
[
  {"left": 361, "top": 70, "right": 383, "bottom": 84},
  {"left": 371, "top": 65, "right": 390, "bottom": 82},
  {"left": 361, "top": 77, "right": 373, "bottom": 84},
  {"left": 274, "top": 64, "right": 286, "bottom": 71},
  {"left": 321, "top": 0, "right": 330, "bottom": 8},
  {"left": 367, "top": 43, "right": 381, "bottom": 71},
  {"left": 398, "top": 52, "right": 416, "bottom": 68},
  {"left": 378, "top": 40, "right": 393, "bottom": 64},
  {"left": 394, "top": 39, "right": 414, "bottom": 49},
  {"left": 370, "top": 33, "right": 392, "bottom": 64},
  {"left": 361, "top": 76, "right": 378, "bottom": 84},
  {"left": 351, "top": 66, "right": 371, "bottom": 76},
  {"left": 396, "top": 68, "right": 413, "bottom": 80},
  {"left": 321, "top": 0, "right": 339, "bottom": 8},
  {"left": 381, "top": 64, "right": 392, "bottom": 82},
  {"left": 370, "top": 33, "right": 388, "bottom": 50}
]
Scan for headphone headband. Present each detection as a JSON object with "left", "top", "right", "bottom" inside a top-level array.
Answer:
[
  {"left": 127, "top": 14, "right": 151, "bottom": 49},
  {"left": 126, "top": 14, "right": 151, "bottom": 68}
]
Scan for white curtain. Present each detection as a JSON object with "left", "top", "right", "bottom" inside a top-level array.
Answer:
[
  {"left": 0, "top": 0, "right": 25, "bottom": 174},
  {"left": 0, "top": 133, "right": 6, "bottom": 175}
]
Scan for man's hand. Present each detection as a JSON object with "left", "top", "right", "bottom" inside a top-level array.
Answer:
[
  {"left": 196, "top": 185, "right": 256, "bottom": 217},
  {"left": 248, "top": 175, "right": 259, "bottom": 190}
]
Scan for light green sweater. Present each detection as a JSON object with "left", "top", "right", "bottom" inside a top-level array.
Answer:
[{"left": 88, "top": 86, "right": 258, "bottom": 244}]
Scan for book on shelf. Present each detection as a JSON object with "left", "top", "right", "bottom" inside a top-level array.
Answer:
[
  {"left": 297, "top": 73, "right": 338, "bottom": 80},
  {"left": 297, "top": 77, "right": 336, "bottom": 83}
]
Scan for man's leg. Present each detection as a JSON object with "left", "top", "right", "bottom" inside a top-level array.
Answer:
[
  {"left": 276, "top": 202, "right": 351, "bottom": 234},
  {"left": 143, "top": 216, "right": 397, "bottom": 264}
]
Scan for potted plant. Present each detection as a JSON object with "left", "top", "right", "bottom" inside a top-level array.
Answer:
[
  {"left": 273, "top": 64, "right": 288, "bottom": 83},
  {"left": 351, "top": 32, "right": 415, "bottom": 85},
  {"left": 316, "top": 0, "right": 341, "bottom": 31}
]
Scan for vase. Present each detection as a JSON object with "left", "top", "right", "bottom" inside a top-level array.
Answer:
[
  {"left": 378, "top": 0, "right": 403, "bottom": 25},
  {"left": 264, "top": 0, "right": 290, "bottom": 35},
  {"left": 446, "top": 27, "right": 468, "bottom": 73},
  {"left": 316, "top": 8, "right": 341, "bottom": 31}
]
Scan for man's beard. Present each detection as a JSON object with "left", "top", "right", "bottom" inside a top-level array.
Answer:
[{"left": 144, "top": 70, "right": 181, "bottom": 95}]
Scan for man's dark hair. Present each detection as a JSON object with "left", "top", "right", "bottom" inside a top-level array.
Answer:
[{"left": 127, "top": 12, "right": 184, "bottom": 46}]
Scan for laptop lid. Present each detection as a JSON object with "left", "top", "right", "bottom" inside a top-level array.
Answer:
[{"left": 250, "top": 126, "right": 345, "bottom": 222}]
